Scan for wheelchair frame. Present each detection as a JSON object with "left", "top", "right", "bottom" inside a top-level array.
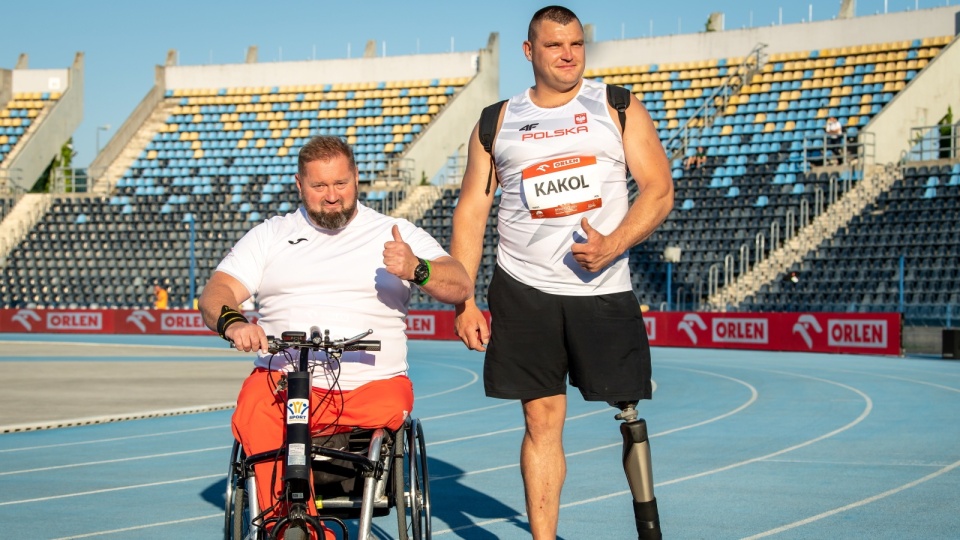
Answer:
[{"left": 223, "top": 329, "right": 431, "bottom": 540}]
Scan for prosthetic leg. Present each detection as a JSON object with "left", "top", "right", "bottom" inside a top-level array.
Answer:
[{"left": 614, "top": 401, "right": 662, "bottom": 540}]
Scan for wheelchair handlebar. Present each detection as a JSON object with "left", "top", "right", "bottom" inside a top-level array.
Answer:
[{"left": 266, "top": 328, "right": 381, "bottom": 354}]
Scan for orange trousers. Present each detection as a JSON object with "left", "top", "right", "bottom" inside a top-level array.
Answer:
[{"left": 232, "top": 369, "right": 414, "bottom": 539}]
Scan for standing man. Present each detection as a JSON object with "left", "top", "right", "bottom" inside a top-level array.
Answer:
[
  {"left": 450, "top": 5, "right": 673, "bottom": 539},
  {"left": 200, "top": 135, "right": 471, "bottom": 539}
]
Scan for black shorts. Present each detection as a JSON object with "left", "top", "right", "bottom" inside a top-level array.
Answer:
[{"left": 484, "top": 266, "right": 653, "bottom": 402}]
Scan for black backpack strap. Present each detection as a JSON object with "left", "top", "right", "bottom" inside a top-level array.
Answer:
[
  {"left": 606, "top": 84, "right": 631, "bottom": 133},
  {"left": 478, "top": 100, "right": 507, "bottom": 196}
]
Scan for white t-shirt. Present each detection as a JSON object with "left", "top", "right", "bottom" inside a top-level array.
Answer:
[
  {"left": 216, "top": 204, "right": 448, "bottom": 390},
  {"left": 492, "top": 78, "right": 632, "bottom": 295}
]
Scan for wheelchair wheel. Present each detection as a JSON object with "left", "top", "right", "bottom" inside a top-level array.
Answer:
[
  {"left": 225, "top": 441, "right": 253, "bottom": 540},
  {"left": 394, "top": 418, "right": 431, "bottom": 539}
]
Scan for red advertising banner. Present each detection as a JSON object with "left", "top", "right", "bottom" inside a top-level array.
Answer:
[
  {"left": 640, "top": 311, "right": 902, "bottom": 356},
  {"left": 0, "top": 309, "right": 900, "bottom": 355}
]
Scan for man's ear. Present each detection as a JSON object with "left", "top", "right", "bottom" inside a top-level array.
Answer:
[{"left": 523, "top": 40, "right": 533, "bottom": 62}]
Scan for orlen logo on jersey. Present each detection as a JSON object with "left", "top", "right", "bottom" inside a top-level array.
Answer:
[
  {"left": 161, "top": 312, "right": 206, "bottom": 332},
  {"left": 712, "top": 318, "right": 768, "bottom": 344},
  {"left": 644, "top": 317, "right": 656, "bottom": 340},
  {"left": 48, "top": 312, "right": 102, "bottom": 330},
  {"left": 827, "top": 319, "right": 887, "bottom": 348},
  {"left": 405, "top": 314, "right": 435, "bottom": 336}
]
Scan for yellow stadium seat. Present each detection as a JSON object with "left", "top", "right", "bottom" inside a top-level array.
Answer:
[
  {"left": 755, "top": 113, "right": 766, "bottom": 123},
  {"left": 763, "top": 122, "right": 775, "bottom": 133},
  {"left": 784, "top": 120, "right": 795, "bottom": 131}
]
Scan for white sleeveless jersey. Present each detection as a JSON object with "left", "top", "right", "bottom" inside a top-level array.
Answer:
[
  {"left": 215, "top": 204, "right": 448, "bottom": 390},
  {"left": 493, "top": 78, "right": 632, "bottom": 295}
]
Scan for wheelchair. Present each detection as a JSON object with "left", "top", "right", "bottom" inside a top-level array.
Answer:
[
  {"left": 224, "top": 416, "right": 430, "bottom": 540},
  {"left": 223, "top": 329, "right": 431, "bottom": 540}
]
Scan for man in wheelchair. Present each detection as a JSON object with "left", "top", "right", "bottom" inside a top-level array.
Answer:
[{"left": 199, "top": 135, "right": 472, "bottom": 539}]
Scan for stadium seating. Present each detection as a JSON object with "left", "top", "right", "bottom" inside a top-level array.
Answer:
[
  {"left": 741, "top": 163, "right": 959, "bottom": 322},
  {"left": 0, "top": 78, "right": 469, "bottom": 308},
  {"left": 0, "top": 91, "right": 62, "bottom": 166}
]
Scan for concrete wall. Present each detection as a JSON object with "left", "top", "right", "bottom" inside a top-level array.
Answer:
[
  {"left": 404, "top": 33, "right": 500, "bottom": 186},
  {"left": 0, "top": 69, "right": 11, "bottom": 113},
  {"left": 589, "top": 6, "right": 959, "bottom": 68},
  {"left": 88, "top": 65, "right": 165, "bottom": 177},
  {"left": 865, "top": 36, "right": 960, "bottom": 164},
  {"left": 164, "top": 48, "right": 481, "bottom": 90},
  {"left": 5, "top": 54, "right": 83, "bottom": 192}
]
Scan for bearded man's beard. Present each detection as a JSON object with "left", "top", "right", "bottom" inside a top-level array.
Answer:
[{"left": 308, "top": 198, "right": 356, "bottom": 229}]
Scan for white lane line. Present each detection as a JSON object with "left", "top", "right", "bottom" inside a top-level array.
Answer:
[
  {"left": 0, "top": 445, "right": 229, "bottom": 476},
  {"left": 426, "top": 408, "right": 610, "bottom": 447},
  {"left": 433, "top": 368, "right": 872, "bottom": 535},
  {"left": 0, "top": 403, "right": 236, "bottom": 434},
  {"left": 0, "top": 425, "right": 226, "bottom": 453},
  {"left": 0, "top": 473, "right": 224, "bottom": 506},
  {"left": 430, "top": 368, "right": 759, "bottom": 481},
  {"left": 413, "top": 360, "right": 479, "bottom": 399},
  {"left": 50, "top": 513, "right": 222, "bottom": 540},
  {"left": 742, "top": 458, "right": 960, "bottom": 539},
  {"left": 833, "top": 370, "right": 960, "bottom": 394},
  {"left": 655, "top": 370, "right": 873, "bottom": 488},
  {"left": 420, "top": 400, "right": 516, "bottom": 421}
]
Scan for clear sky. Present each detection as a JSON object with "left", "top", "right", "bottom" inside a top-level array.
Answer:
[{"left": 1, "top": 0, "right": 954, "bottom": 168}]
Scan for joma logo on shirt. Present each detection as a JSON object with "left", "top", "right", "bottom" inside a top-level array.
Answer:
[
  {"left": 521, "top": 125, "right": 588, "bottom": 141},
  {"left": 533, "top": 175, "right": 590, "bottom": 196}
]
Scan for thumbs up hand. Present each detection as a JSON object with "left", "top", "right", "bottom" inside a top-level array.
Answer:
[
  {"left": 570, "top": 217, "right": 621, "bottom": 272},
  {"left": 384, "top": 224, "right": 417, "bottom": 280}
]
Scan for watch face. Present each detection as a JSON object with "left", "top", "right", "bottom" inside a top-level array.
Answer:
[{"left": 413, "top": 261, "right": 429, "bottom": 284}]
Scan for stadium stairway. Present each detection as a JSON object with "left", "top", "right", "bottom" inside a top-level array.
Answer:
[
  {"left": 90, "top": 101, "right": 178, "bottom": 196},
  {"left": 0, "top": 193, "right": 50, "bottom": 264},
  {"left": 705, "top": 163, "right": 901, "bottom": 310}
]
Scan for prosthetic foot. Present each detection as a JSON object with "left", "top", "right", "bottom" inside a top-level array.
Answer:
[{"left": 614, "top": 401, "right": 662, "bottom": 540}]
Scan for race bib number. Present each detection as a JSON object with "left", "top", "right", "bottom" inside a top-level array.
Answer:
[{"left": 521, "top": 156, "right": 602, "bottom": 218}]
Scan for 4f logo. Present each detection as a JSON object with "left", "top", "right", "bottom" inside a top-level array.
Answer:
[
  {"left": 575, "top": 113, "right": 587, "bottom": 124},
  {"left": 286, "top": 399, "right": 310, "bottom": 424},
  {"left": 518, "top": 123, "right": 539, "bottom": 132}
]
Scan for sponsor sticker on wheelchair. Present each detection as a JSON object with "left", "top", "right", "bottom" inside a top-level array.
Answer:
[
  {"left": 288, "top": 443, "right": 307, "bottom": 466},
  {"left": 287, "top": 398, "right": 310, "bottom": 424}
]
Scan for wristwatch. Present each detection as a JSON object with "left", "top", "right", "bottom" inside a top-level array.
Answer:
[{"left": 410, "top": 258, "right": 431, "bottom": 286}]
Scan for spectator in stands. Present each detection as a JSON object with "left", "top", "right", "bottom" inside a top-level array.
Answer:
[
  {"left": 684, "top": 146, "right": 707, "bottom": 170},
  {"left": 825, "top": 116, "right": 844, "bottom": 162},
  {"left": 153, "top": 281, "right": 168, "bottom": 310},
  {"left": 450, "top": 6, "right": 673, "bottom": 539},
  {"left": 198, "top": 136, "right": 471, "bottom": 540}
]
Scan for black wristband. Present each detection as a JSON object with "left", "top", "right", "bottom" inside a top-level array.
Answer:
[{"left": 217, "top": 305, "right": 248, "bottom": 340}]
